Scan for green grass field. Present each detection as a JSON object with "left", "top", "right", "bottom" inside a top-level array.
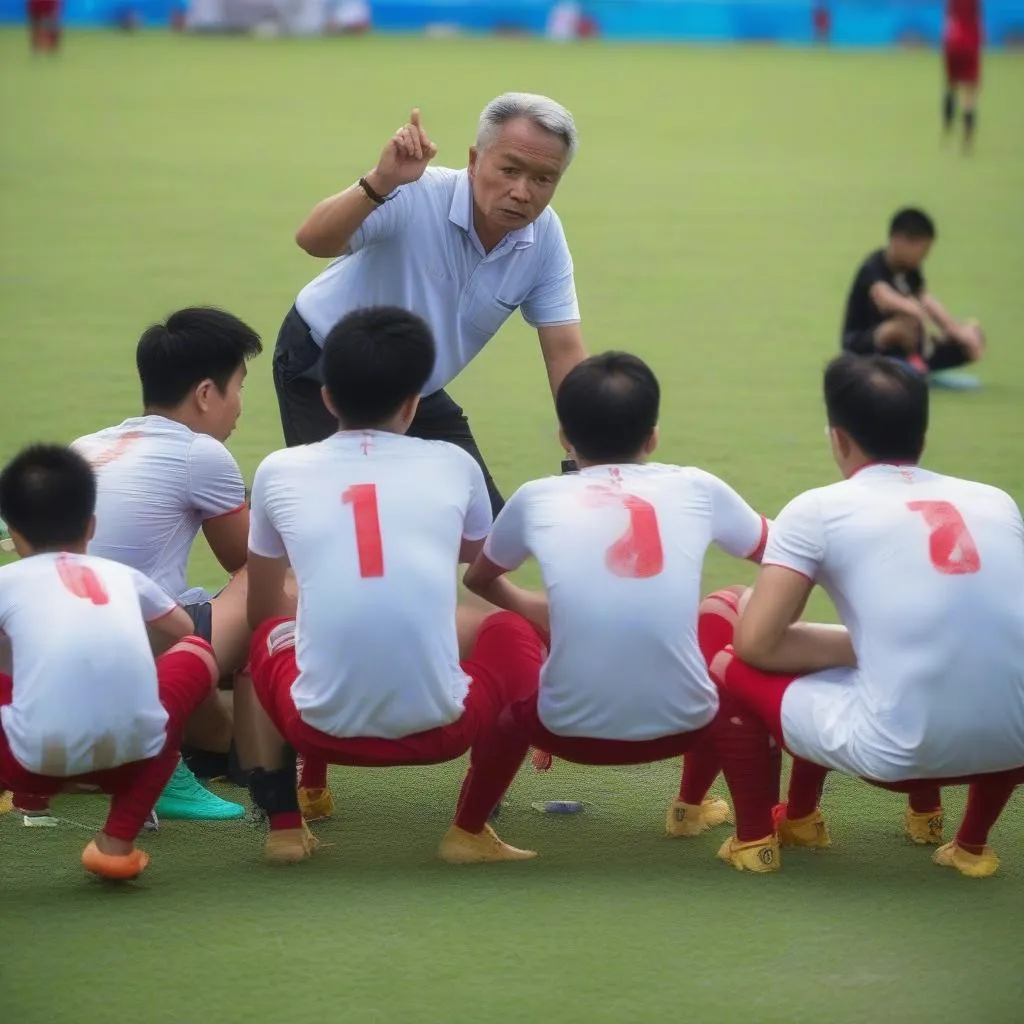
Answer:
[{"left": 1, "top": 30, "right": 1023, "bottom": 1024}]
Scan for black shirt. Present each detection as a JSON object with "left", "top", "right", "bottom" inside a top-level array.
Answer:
[{"left": 842, "top": 248, "right": 925, "bottom": 339}]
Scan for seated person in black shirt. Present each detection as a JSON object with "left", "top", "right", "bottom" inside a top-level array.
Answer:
[{"left": 841, "top": 208, "right": 985, "bottom": 374}]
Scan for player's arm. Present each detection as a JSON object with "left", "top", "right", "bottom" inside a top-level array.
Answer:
[
  {"left": 734, "top": 567, "right": 854, "bottom": 674},
  {"left": 919, "top": 292, "right": 983, "bottom": 354},
  {"left": 703, "top": 471, "right": 770, "bottom": 564},
  {"left": 202, "top": 507, "right": 249, "bottom": 576},
  {"left": 190, "top": 437, "right": 250, "bottom": 574},
  {"left": 868, "top": 281, "right": 931, "bottom": 326},
  {"left": 133, "top": 571, "right": 198, "bottom": 645},
  {"left": 463, "top": 554, "right": 550, "bottom": 635},
  {"left": 148, "top": 605, "right": 196, "bottom": 644},
  {"left": 734, "top": 492, "right": 855, "bottom": 675},
  {"left": 246, "top": 553, "right": 294, "bottom": 631},
  {"left": 295, "top": 109, "right": 436, "bottom": 258}
]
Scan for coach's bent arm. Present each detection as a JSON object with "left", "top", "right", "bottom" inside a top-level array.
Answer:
[{"left": 538, "top": 323, "right": 587, "bottom": 399}]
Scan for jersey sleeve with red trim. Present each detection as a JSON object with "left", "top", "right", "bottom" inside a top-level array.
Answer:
[
  {"left": 763, "top": 490, "right": 826, "bottom": 581},
  {"left": 130, "top": 566, "right": 178, "bottom": 622},
  {"left": 461, "top": 452, "right": 493, "bottom": 543},
  {"left": 247, "top": 456, "right": 288, "bottom": 560},
  {"left": 696, "top": 469, "right": 767, "bottom": 559},
  {"left": 482, "top": 485, "right": 531, "bottom": 571},
  {"left": 187, "top": 434, "right": 246, "bottom": 520}
]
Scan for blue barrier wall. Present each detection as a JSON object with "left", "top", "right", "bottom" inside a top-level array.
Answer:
[{"left": 4, "top": 0, "right": 1024, "bottom": 47}]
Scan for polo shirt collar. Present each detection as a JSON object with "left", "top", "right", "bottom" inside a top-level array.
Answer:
[{"left": 449, "top": 169, "right": 535, "bottom": 251}]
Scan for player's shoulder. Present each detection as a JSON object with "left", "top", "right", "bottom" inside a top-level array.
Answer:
[
  {"left": 928, "top": 471, "right": 1020, "bottom": 515},
  {"left": 186, "top": 430, "right": 238, "bottom": 465},
  {"left": 405, "top": 436, "right": 482, "bottom": 476},
  {"left": 855, "top": 248, "right": 886, "bottom": 274},
  {"left": 72, "top": 417, "right": 141, "bottom": 450}
]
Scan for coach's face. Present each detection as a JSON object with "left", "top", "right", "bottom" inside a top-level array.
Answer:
[{"left": 468, "top": 117, "right": 569, "bottom": 243}]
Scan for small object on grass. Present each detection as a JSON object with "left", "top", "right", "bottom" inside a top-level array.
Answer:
[
  {"left": 930, "top": 371, "right": 982, "bottom": 391},
  {"left": 531, "top": 800, "right": 585, "bottom": 814},
  {"left": 22, "top": 811, "right": 59, "bottom": 828},
  {"left": 0, "top": 517, "right": 14, "bottom": 553},
  {"left": 143, "top": 810, "right": 159, "bottom": 831}
]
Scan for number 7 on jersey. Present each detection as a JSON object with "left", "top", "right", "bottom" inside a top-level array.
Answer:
[{"left": 342, "top": 484, "right": 385, "bottom": 578}]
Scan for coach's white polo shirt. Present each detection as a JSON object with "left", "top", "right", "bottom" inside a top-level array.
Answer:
[{"left": 294, "top": 167, "right": 580, "bottom": 396}]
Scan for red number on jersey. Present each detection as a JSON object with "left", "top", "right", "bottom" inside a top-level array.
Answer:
[
  {"left": 586, "top": 486, "right": 665, "bottom": 578},
  {"left": 87, "top": 431, "right": 144, "bottom": 468},
  {"left": 342, "top": 484, "right": 384, "bottom": 578},
  {"left": 907, "top": 500, "right": 981, "bottom": 575},
  {"left": 56, "top": 554, "right": 110, "bottom": 605}
]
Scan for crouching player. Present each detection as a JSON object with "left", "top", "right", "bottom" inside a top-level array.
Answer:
[
  {"left": 442, "top": 352, "right": 770, "bottom": 860},
  {"left": 0, "top": 446, "right": 219, "bottom": 880},
  {"left": 239, "top": 307, "right": 540, "bottom": 864},
  {"left": 704, "top": 355, "right": 1024, "bottom": 876}
]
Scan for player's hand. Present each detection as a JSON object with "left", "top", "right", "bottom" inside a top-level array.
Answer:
[{"left": 369, "top": 108, "right": 438, "bottom": 194}]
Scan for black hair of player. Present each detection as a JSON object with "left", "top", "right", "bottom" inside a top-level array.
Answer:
[
  {"left": 321, "top": 307, "right": 437, "bottom": 429},
  {"left": 824, "top": 354, "right": 928, "bottom": 464},
  {"left": 137, "top": 307, "right": 262, "bottom": 408},
  {"left": 888, "top": 208, "right": 936, "bottom": 241},
  {"left": 0, "top": 444, "right": 96, "bottom": 549},
  {"left": 556, "top": 352, "right": 660, "bottom": 463}
]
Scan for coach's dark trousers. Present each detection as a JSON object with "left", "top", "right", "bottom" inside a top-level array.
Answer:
[{"left": 272, "top": 306, "right": 504, "bottom": 515}]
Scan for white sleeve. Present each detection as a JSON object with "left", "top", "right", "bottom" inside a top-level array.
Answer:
[
  {"left": 482, "top": 487, "right": 531, "bottom": 571},
  {"left": 462, "top": 456, "right": 493, "bottom": 542},
  {"left": 247, "top": 460, "right": 288, "bottom": 560},
  {"left": 520, "top": 212, "right": 580, "bottom": 327},
  {"left": 762, "top": 491, "right": 826, "bottom": 581},
  {"left": 187, "top": 435, "right": 246, "bottom": 520},
  {"left": 131, "top": 568, "right": 178, "bottom": 622},
  {"left": 699, "top": 471, "right": 768, "bottom": 560},
  {"left": 347, "top": 183, "right": 416, "bottom": 253}
]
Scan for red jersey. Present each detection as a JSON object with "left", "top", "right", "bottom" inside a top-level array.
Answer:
[{"left": 945, "top": 0, "right": 981, "bottom": 50}]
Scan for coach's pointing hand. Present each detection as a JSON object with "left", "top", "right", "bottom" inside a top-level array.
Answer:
[{"left": 372, "top": 109, "right": 438, "bottom": 193}]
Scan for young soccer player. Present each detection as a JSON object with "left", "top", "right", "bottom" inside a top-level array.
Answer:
[
  {"left": 0, "top": 445, "right": 220, "bottom": 880},
  {"left": 943, "top": 0, "right": 982, "bottom": 150},
  {"left": 27, "top": 0, "right": 61, "bottom": 54},
  {"left": 704, "top": 355, "right": 1024, "bottom": 876},
  {"left": 67, "top": 307, "right": 262, "bottom": 820},
  {"left": 841, "top": 208, "right": 985, "bottom": 378},
  {"left": 240, "top": 306, "right": 540, "bottom": 865},
  {"left": 442, "top": 352, "right": 770, "bottom": 860}
]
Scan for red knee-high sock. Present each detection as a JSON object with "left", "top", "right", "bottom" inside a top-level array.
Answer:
[
  {"left": 908, "top": 786, "right": 942, "bottom": 813},
  {"left": 711, "top": 691, "right": 777, "bottom": 842},
  {"left": 956, "top": 776, "right": 1018, "bottom": 853},
  {"left": 454, "top": 723, "right": 532, "bottom": 834},
  {"left": 678, "top": 733, "right": 720, "bottom": 804},
  {"left": 299, "top": 755, "right": 328, "bottom": 790},
  {"left": 786, "top": 758, "right": 829, "bottom": 819},
  {"left": 103, "top": 748, "right": 181, "bottom": 842},
  {"left": 697, "top": 588, "right": 742, "bottom": 665}
]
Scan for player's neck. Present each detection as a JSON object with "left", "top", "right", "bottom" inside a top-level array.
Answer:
[
  {"left": 336, "top": 419, "right": 406, "bottom": 436},
  {"left": 843, "top": 457, "right": 919, "bottom": 479},
  {"left": 573, "top": 456, "right": 647, "bottom": 471},
  {"left": 24, "top": 541, "right": 89, "bottom": 557},
  {"left": 882, "top": 244, "right": 906, "bottom": 272},
  {"left": 143, "top": 405, "right": 202, "bottom": 434}
]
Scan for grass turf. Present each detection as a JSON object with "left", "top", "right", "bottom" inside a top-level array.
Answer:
[{"left": 1, "top": 30, "right": 1023, "bottom": 1024}]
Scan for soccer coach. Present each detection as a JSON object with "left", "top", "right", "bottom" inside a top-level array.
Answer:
[{"left": 272, "top": 92, "right": 587, "bottom": 514}]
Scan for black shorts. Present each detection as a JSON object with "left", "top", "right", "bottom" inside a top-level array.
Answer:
[
  {"left": 842, "top": 327, "right": 972, "bottom": 373},
  {"left": 842, "top": 327, "right": 879, "bottom": 356},
  {"left": 183, "top": 601, "right": 213, "bottom": 643}
]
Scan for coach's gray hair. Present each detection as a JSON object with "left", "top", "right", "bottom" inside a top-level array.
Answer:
[{"left": 476, "top": 93, "right": 578, "bottom": 167}]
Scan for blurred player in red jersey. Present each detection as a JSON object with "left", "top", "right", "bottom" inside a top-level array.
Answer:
[
  {"left": 27, "top": 0, "right": 61, "bottom": 54},
  {"left": 943, "top": 0, "right": 982, "bottom": 150}
]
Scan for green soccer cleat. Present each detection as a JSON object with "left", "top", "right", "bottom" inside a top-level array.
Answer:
[{"left": 155, "top": 760, "right": 245, "bottom": 821}]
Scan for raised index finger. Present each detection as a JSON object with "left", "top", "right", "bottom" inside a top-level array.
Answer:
[{"left": 410, "top": 108, "right": 422, "bottom": 129}]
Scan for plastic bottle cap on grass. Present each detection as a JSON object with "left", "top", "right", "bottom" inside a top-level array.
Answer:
[{"left": 531, "top": 800, "right": 585, "bottom": 814}]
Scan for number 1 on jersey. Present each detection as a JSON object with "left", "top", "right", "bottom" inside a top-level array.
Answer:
[
  {"left": 56, "top": 554, "right": 110, "bottom": 605},
  {"left": 907, "top": 499, "right": 981, "bottom": 575},
  {"left": 342, "top": 484, "right": 385, "bottom": 578}
]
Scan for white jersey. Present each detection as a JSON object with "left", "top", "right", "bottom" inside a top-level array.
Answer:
[
  {"left": 485, "top": 464, "right": 767, "bottom": 741},
  {"left": 73, "top": 416, "right": 246, "bottom": 600},
  {"left": 0, "top": 553, "right": 176, "bottom": 776},
  {"left": 767, "top": 464, "right": 1024, "bottom": 780},
  {"left": 248, "top": 431, "right": 492, "bottom": 739}
]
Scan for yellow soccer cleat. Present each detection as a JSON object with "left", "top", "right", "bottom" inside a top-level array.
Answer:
[
  {"left": 905, "top": 806, "right": 944, "bottom": 845},
  {"left": 665, "top": 797, "right": 731, "bottom": 838},
  {"left": 933, "top": 841, "right": 999, "bottom": 879},
  {"left": 299, "top": 786, "right": 335, "bottom": 822},
  {"left": 264, "top": 822, "right": 319, "bottom": 865},
  {"left": 438, "top": 824, "right": 537, "bottom": 865},
  {"left": 717, "top": 834, "right": 781, "bottom": 873},
  {"left": 0, "top": 791, "right": 13, "bottom": 815},
  {"left": 773, "top": 803, "right": 832, "bottom": 849}
]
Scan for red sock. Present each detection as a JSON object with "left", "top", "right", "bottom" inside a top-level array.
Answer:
[
  {"left": 908, "top": 787, "right": 942, "bottom": 813},
  {"left": 711, "top": 691, "right": 777, "bottom": 842},
  {"left": 697, "top": 588, "right": 742, "bottom": 665},
  {"left": 299, "top": 756, "right": 328, "bottom": 790},
  {"left": 13, "top": 792, "right": 52, "bottom": 813},
  {"left": 956, "top": 776, "right": 1017, "bottom": 853},
  {"left": 786, "top": 758, "right": 829, "bottom": 819},
  {"left": 104, "top": 748, "right": 181, "bottom": 841},
  {"left": 678, "top": 733, "right": 720, "bottom": 804},
  {"left": 270, "top": 811, "right": 303, "bottom": 831}
]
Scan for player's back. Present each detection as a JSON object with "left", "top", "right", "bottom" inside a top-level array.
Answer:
[
  {"left": 73, "top": 416, "right": 244, "bottom": 599},
  {"left": 813, "top": 465, "right": 1024, "bottom": 775},
  {"left": 946, "top": 0, "right": 981, "bottom": 45},
  {"left": 516, "top": 463, "right": 763, "bottom": 741},
  {"left": 0, "top": 553, "right": 168, "bottom": 776},
  {"left": 250, "top": 431, "right": 490, "bottom": 739}
]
